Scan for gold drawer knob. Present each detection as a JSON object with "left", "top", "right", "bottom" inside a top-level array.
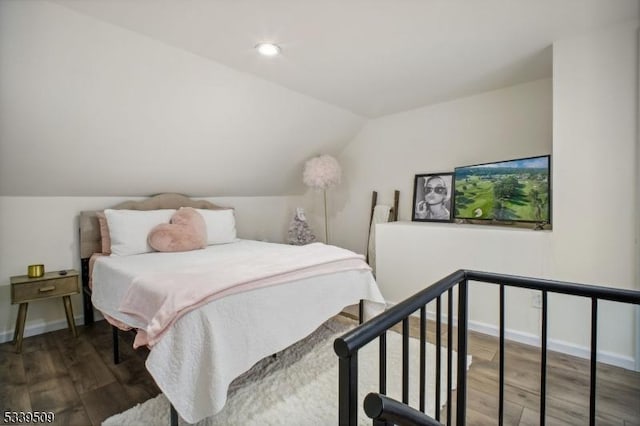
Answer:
[{"left": 39, "top": 285, "right": 56, "bottom": 292}]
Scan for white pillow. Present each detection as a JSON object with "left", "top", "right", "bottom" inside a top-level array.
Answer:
[
  {"left": 196, "top": 208, "right": 237, "bottom": 245},
  {"left": 104, "top": 209, "right": 176, "bottom": 256}
]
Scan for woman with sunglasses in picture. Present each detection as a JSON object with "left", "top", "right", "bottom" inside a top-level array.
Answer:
[{"left": 416, "top": 176, "right": 450, "bottom": 220}]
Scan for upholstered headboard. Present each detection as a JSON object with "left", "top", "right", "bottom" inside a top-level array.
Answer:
[
  {"left": 79, "top": 193, "right": 230, "bottom": 324},
  {"left": 79, "top": 193, "right": 228, "bottom": 259}
]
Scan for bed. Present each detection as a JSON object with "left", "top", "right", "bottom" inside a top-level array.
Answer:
[{"left": 78, "top": 193, "right": 384, "bottom": 424}]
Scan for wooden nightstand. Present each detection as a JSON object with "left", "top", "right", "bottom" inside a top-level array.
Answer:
[{"left": 10, "top": 269, "right": 80, "bottom": 353}]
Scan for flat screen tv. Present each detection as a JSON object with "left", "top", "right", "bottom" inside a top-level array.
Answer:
[{"left": 454, "top": 155, "right": 551, "bottom": 223}]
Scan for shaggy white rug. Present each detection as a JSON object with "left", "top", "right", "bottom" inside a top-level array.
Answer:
[{"left": 104, "top": 318, "right": 471, "bottom": 426}]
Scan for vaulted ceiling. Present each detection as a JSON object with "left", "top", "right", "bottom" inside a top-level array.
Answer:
[
  {"left": 0, "top": 1, "right": 637, "bottom": 196},
  {"left": 52, "top": 0, "right": 638, "bottom": 117}
]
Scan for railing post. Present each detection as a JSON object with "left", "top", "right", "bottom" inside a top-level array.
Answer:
[
  {"left": 435, "top": 296, "right": 442, "bottom": 422},
  {"left": 447, "top": 288, "right": 453, "bottom": 425},
  {"left": 540, "top": 290, "right": 548, "bottom": 426},
  {"left": 379, "top": 332, "right": 387, "bottom": 395},
  {"left": 338, "top": 353, "right": 358, "bottom": 426},
  {"left": 402, "top": 318, "right": 410, "bottom": 404},
  {"left": 419, "top": 307, "right": 426, "bottom": 413},
  {"left": 589, "top": 297, "right": 598, "bottom": 426},
  {"left": 456, "top": 279, "right": 468, "bottom": 426},
  {"left": 499, "top": 284, "right": 505, "bottom": 426}
]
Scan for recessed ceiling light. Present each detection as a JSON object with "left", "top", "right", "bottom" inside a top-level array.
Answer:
[{"left": 255, "top": 43, "right": 281, "bottom": 57}]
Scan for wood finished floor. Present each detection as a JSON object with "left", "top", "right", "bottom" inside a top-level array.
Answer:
[
  {"left": 1, "top": 314, "right": 638, "bottom": 425},
  {"left": 0, "top": 320, "right": 159, "bottom": 426},
  {"left": 379, "top": 315, "right": 640, "bottom": 426}
]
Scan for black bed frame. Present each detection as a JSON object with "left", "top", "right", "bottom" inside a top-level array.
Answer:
[
  {"left": 82, "top": 257, "right": 131, "bottom": 365},
  {"left": 81, "top": 258, "right": 93, "bottom": 324},
  {"left": 82, "top": 257, "right": 172, "bottom": 420},
  {"left": 82, "top": 256, "right": 366, "bottom": 426}
]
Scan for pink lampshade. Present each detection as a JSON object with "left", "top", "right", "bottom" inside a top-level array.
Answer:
[{"left": 303, "top": 155, "right": 341, "bottom": 190}]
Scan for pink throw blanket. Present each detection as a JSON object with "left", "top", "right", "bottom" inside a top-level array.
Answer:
[{"left": 117, "top": 243, "right": 371, "bottom": 347}]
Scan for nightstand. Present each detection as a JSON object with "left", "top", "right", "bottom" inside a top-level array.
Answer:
[{"left": 10, "top": 269, "right": 80, "bottom": 353}]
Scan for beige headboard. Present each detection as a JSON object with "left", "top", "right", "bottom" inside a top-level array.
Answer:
[{"left": 79, "top": 193, "right": 229, "bottom": 259}]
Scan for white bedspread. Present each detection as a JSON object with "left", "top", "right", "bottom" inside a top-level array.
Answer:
[
  {"left": 91, "top": 240, "right": 385, "bottom": 423},
  {"left": 119, "top": 242, "right": 371, "bottom": 348}
]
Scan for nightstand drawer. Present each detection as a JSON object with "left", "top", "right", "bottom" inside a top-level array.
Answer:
[
  {"left": 12, "top": 276, "right": 79, "bottom": 303},
  {"left": 10, "top": 269, "right": 80, "bottom": 352}
]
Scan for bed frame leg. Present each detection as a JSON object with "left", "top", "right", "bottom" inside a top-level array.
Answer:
[
  {"left": 112, "top": 326, "right": 120, "bottom": 365},
  {"left": 170, "top": 404, "right": 178, "bottom": 426},
  {"left": 359, "top": 299, "right": 364, "bottom": 325},
  {"left": 80, "top": 257, "right": 94, "bottom": 325}
]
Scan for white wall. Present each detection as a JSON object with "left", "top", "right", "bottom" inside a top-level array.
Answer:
[
  {"left": 0, "top": 195, "right": 311, "bottom": 342},
  {"left": 0, "top": 1, "right": 364, "bottom": 197},
  {"left": 346, "top": 20, "right": 639, "bottom": 369},
  {"left": 376, "top": 223, "right": 635, "bottom": 369},
  {"left": 333, "top": 78, "right": 552, "bottom": 254},
  {"left": 376, "top": 222, "right": 549, "bottom": 336},
  {"left": 549, "top": 20, "right": 639, "bottom": 366},
  {"left": 551, "top": 21, "right": 638, "bottom": 290}
]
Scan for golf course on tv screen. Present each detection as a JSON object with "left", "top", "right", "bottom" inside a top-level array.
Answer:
[{"left": 454, "top": 155, "right": 550, "bottom": 223}]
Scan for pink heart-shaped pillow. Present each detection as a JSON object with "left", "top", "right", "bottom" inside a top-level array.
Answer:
[{"left": 148, "top": 207, "right": 207, "bottom": 252}]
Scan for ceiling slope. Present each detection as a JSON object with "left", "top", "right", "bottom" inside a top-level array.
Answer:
[
  {"left": 2, "top": 1, "right": 637, "bottom": 196},
  {"left": 51, "top": 0, "right": 639, "bottom": 117},
  {"left": 0, "top": 1, "right": 364, "bottom": 197}
]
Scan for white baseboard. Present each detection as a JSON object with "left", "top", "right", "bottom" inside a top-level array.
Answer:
[
  {"left": 388, "top": 300, "right": 637, "bottom": 371},
  {"left": 0, "top": 315, "right": 85, "bottom": 344},
  {"left": 468, "top": 318, "right": 636, "bottom": 371}
]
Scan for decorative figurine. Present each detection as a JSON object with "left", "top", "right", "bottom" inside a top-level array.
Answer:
[{"left": 288, "top": 207, "right": 317, "bottom": 245}]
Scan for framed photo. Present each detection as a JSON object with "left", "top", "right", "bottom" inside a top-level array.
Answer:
[{"left": 412, "top": 173, "right": 453, "bottom": 222}]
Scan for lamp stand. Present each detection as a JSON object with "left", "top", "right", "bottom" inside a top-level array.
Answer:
[{"left": 323, "top": 189, "right": 329, "bottom": 244}]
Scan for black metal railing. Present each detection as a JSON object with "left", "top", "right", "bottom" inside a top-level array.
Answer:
[
  {"left": 364, "top": 393, "right": 442, "bottom": 425},
  {"left": 334, "top": 270, "right": 640, "bottom": 426}
]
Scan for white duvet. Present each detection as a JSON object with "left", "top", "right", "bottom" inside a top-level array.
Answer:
[{"left": 91, "top": 240, "right": 385, "bottom": 423}]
